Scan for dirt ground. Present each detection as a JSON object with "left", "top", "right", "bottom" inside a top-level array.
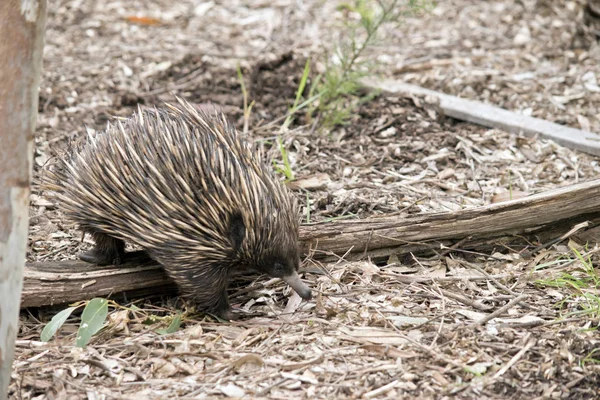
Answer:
[{"left": 11, "top": 0, "right": 600, "bottom": 399}]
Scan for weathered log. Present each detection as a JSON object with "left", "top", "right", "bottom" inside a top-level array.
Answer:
[
  {"left": 23, "top": 252, "right": 177, "bottom": 308},
  {"left": 22, "top": 179, "right": 600, "bottom": 309},
  {"left": 299, "top": 179, "right": 600, "bottom": 258}
]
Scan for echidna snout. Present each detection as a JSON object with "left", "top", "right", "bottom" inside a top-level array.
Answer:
[
  {"left": 230, "top": 209, "right": 311, "bottom": 301},
  {"left": 254, "top": 253, "right": 311, "bottom": 300},
  {"left": 282, "top": 271, "right": 312, "bottom": 300}
]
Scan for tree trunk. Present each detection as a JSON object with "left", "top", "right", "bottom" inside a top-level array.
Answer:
[{"left": 0, "top": 1, "right": 46, "bottom": 398}]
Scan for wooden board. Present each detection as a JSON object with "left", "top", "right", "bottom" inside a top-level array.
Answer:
[{"left": 362, "top": 79, "right": 600, "bottom": 156}]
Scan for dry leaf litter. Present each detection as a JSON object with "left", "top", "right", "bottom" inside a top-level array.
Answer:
[{"left": 14, "top": 0, "right": 600, "bottom": 399}]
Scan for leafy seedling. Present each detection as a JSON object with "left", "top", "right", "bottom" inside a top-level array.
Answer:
[
  {"left": 237, "top": 63, "right": 255, "bottom": 135},
  {"left": 310, "top": 0, "right": 435, "bottom": 128},
  {"left": 273, "top": 136, "right": 294, "bottom": 181},
  {"left": 282, "top": 58, "right": 312, "bottom": 130},
  {"left": 536, "top": 246, "right": 600, "bottom": 319},
  {"left": 41, "top": 298, "right": 110, "bottom": 348}
]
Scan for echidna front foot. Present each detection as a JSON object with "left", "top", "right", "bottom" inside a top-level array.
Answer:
[
  {"left": 211, "top": 289, "right": 241, "bottom": 321},
  {"left": 216, "top": 308, "right": 241, "bottom": 321},
  {"left": 79, "top": 249, "right": 122, "bottom": 266},
  {"left": 79, "top": 232, "right": 125, "bottom": 266}
]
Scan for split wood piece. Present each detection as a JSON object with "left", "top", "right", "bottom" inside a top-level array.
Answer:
[
  {"left": 361, "top": 78, "right": 600, "bottom": 157},
  {"left": 23, "top": 179, "right": 600, "bottom": 308}
]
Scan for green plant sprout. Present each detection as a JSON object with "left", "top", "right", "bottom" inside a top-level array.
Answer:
[
  {"left": 311, "top": 0, "right": 435, "bottom": 128},
  {"left": 536, "top": 246, "right": 600, "bottom": 320},
  {"left": 41, "top": 298, "right": 109, "bottom": 348},
  {"left": 237, "top": 63, "right": 255, "bottom": 135},
  {"left": 272, "top": 136, "right": 294, "bottom": 181},
  {"left": 580, "top": 348, "right": 600, "bottom": 367},
  {"left": 282, "top": 59, "right": 312, "bottom": 130}
]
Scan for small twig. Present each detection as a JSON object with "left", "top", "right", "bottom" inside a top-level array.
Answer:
[
  {"left": 437, "top": 288, "right": 493, "bottom": 311},
  {"left": 438, "top": 237, "right": 471, "bottom": 258},
  {"left": 374, "top": 308, "right": 468, "bottom": 371},
  {"left": 123, "top": 366, "right": 146, "bottom": 381},
  {"left": 83, "top": 358, "right": 119, "bottom": 378},
  {"left": 363, "top": 380, "right": 399, "bottom": 399},
  {"left": 37, "top": 244, "right": 69, "bottom": 261},
  {"left": 428, "top": 282, "right": 447, "bottom": 348},
  {"left": 257, "top": 377, "right": 288, "bottom": 396},
  {"left": 458, "top": 258, "right": 517, "bottom": 296},
  {"left": 522, "top": 221, "right": 591, "bottom": 257},
  {"left": 492, "top": 334, "right": 536, "bottom": 379},
  {"left": 473, "top": 294, "right": 528, "bottom": 327},
  {"left": 380, "top": 273, "right": 512, "bottom": 283}
]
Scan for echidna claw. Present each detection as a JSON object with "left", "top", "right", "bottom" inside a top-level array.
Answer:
[
  {"left": 79, "top": 249, "right": 122, "bottom": 266},
  {"left": 209, "top": 309, "right": 242, "bottom": 322}
]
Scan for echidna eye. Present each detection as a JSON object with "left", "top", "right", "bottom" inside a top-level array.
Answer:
[{"left": 274, "top": 262, "right": 284, "bottom": 273}]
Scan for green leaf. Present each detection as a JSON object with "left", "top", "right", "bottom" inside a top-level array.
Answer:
[
  {"left": 295, "top": 59, "right": 311, "bottom": 108},
  {"left": 283, "top": 58, "right": 312, "bottom": 129},
  {"left": 155, "top": 314, "right": 182, "bottom": 335},
  {"left": 76, "top": 298, "right": 109, "bottom": 348},
  {"left": 143, "top": 315, "right": 160, "bottom": 325},
  {"left": 41, "top": 306, "right": 78, "bottom": 342},
  {"left": 277, "top": 136, "right": 294, "bottom": 181}
]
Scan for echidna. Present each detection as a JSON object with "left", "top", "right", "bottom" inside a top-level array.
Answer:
[{"left": 47, "top": 98, "right": 311, "bottom": 320}]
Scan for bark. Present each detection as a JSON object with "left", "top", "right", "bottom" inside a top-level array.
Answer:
[{"left": 0, "top": 1, "right": 47, "bottom": 398}]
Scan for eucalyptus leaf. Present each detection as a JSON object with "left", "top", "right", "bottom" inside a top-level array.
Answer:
[
  {"left": 41, "top": 306, "right": 78, "bottom": 342},
  {"left": 76, "top": 298, "right": 109, "bottom": 348}
]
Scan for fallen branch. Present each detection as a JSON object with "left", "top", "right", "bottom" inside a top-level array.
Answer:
[
  {"left": 23, "top": 255, "right": 176, "bottom": 308},
  {"left": 362, "top": 79, "right": 600, "bottom": 156},
  {"left": 23, "top": 179, "right": 600, "bottom": 308},
  {"left": 300, "top": 178, "right": 600, "bottom": 258}
]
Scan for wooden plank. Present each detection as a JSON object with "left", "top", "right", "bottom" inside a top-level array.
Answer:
[
  {"left": 22, "top": 179, "right": 600, "bottom": 309},
  {"left": 362, "top": 79, "right": 600, "bottom": 156},
  {"left": 0, "top": 1, "right": 47, "bottom": 398}
]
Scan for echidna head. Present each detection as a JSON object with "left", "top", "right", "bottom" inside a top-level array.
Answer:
[
  {"left": 229, "top": 208, "right": 311, "bottom": 301},
  {"left": 255, "top": 241, "right": 311, "bottom": 301}
]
